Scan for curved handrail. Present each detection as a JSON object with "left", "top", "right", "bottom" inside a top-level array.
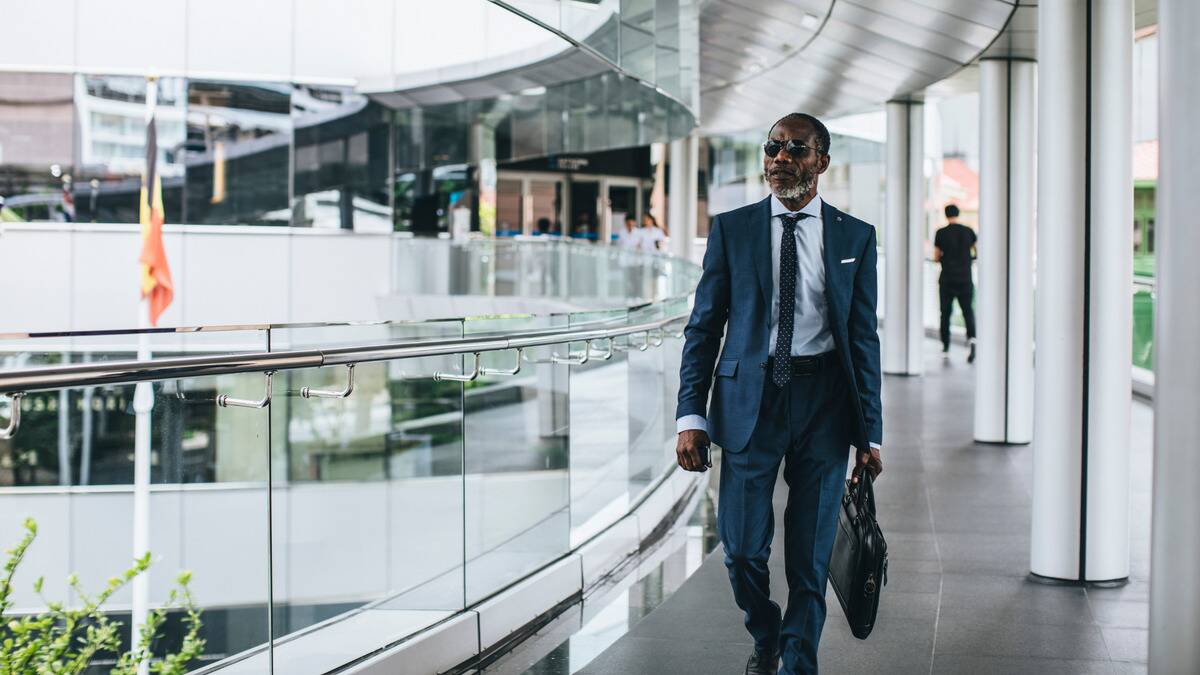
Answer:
[{"left": 0, "top": 314, "right": 688, "bottom": 394}]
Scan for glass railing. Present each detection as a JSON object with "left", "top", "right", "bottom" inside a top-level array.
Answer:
[{"left": 0, "top": 239, "right": 699, "bottom": 673}]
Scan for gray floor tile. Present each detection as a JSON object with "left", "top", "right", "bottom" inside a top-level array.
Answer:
[
  {"left": 933, "top": 620, "right": 1108, "bottom": 659},
  {"left": 577, "top": 637, "right": 753, "bottom": 675},
  {"left": 932, "top": 655, "right": 1132, "bottom": 675},
  {"left": 1100, "top": 627, "right": 1148, "bottom": 663},
  {"left": 1087, "top": 599, "right": 1149, "bottom": 629},
  {"left": 552, "top": 342, "right": 1153, "bottom": 674}
]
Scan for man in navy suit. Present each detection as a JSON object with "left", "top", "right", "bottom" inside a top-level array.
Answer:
[{"left": 675, "top": 113, "right": 884, "bottom": 675}]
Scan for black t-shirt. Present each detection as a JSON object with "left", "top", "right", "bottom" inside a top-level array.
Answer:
[{"left": 934, "top": 223, "right": 977, "bottom": 284}]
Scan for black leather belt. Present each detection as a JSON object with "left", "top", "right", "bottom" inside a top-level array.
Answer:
[{"left": 761, "top": 351, "right": 834, "bottom": 376}]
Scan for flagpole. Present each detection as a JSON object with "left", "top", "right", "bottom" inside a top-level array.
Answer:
[{"left": 131, "top": 74, "right": 158, "bottom": 675}]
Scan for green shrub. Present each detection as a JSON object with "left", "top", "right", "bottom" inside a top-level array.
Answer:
[{"left": 0, "top": 518, "right": 205, "bottom": 674}]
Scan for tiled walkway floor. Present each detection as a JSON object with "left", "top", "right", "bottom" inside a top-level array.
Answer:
[{"left": 577, "top": 342, "right": 1152, "bottom": 674}]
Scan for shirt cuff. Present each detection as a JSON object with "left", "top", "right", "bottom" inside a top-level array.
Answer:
[
  {"left": 677, "top": 414, "right": 709, "bottom": 435},
  {"left": 869, "top": 442, "right": 881, "bottom": 450}
]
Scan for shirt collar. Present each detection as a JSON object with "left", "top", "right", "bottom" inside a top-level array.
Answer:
[{"left": 770, "top": 193, "right": 823, "bottom": 221}]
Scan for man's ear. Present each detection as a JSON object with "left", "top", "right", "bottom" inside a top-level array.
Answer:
[{"left": 817, "top": 153, "right": 831, "bottom": 174}]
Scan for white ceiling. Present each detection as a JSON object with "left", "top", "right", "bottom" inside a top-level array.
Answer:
[
  {"left": 700, "top": 0, "right": 1160, "bottom": 133},
  {"left": 698, "top": 0, "right": 1023, "bottom": 133}
]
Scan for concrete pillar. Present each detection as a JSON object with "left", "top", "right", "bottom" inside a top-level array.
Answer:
[
  {"left": 883, "top": 100, "right": 924, "bottom": 376},
  {"left": 974, "top": 59, "right": 1036, "bottom": 445},
  {"left": 1030, "top": 0, "right": 1132, "bottom": 584},
  {"left": 1150, "top": 0, "right": 1200, "bottom": 669},
  {"left": 668, "top": 133, "right": 698, "bottom": 261}
]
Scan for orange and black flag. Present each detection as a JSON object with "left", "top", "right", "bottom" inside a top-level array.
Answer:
[{"left": 139, "top": 108, "right": 174, "bottom": 326}]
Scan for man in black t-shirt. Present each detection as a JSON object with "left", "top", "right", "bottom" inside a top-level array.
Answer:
[{"left": 933, "top": 204, "right": 977, "bottom": 363}]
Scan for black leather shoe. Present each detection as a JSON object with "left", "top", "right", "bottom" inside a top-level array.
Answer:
[
  {"left": 745, "top": 648, "right": 779, "bottom": 675},
  {"left": 967, "top": 341, "right": 977, "bottom": 363}
]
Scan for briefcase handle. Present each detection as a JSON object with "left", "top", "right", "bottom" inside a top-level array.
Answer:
[{"left": 845, "top": 471, "right": 876, "bottom": 520}]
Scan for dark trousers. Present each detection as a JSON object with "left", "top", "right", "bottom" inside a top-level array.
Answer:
[
  {"left": 939, "top": 280, "right": 976, "bottom": 348},
  {"left": 718, "top": 359, "right": 852, "bottom": 675}
]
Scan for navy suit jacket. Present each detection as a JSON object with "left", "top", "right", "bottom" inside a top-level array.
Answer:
[{"left": 676, "top": 197, "right": 883, "bottom": 454}]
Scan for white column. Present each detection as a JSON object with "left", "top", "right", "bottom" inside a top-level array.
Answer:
[
  {"left": 1150, "top": 0, "right": 1200, "bottom": 669},
  {"left": 668, "top": 133, "right": 698, "bottom": 261},
  {"left": 884, "top": 100, "right": 924, "bottom": 376},
  {"left": 975, "top": 59, "right": 1036, "bottom": 444},
  {"left": 1030, "top": 0, "right": 1132, "bottom": 584}
]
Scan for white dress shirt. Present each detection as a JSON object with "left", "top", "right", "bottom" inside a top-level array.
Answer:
[
  {"left": 767, "top": 194, "right": 834, "bottom": 357},
  {"left": 676, "top": 194, "right": 880, "bottom": 450}
]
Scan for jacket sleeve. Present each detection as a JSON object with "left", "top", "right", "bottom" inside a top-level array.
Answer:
[
  {"left": 675, "top": 215, "right": 731, "bottom": 421},
  {"left": 848, "top": 227, "right": 883, "bottom": 448}
]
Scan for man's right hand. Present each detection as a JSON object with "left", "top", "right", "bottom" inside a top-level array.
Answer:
[{"left": 676, "top": 429, "right": 712, "bottom": 472}]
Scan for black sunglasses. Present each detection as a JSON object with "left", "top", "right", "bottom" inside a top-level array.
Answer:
[{"left": 763, "top": 139, "right": 816, "bottom": 159}]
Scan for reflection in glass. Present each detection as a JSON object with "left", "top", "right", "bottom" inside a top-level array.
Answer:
[
  {"left": 620, "top": 0, "right": 657, "bottom": 82},
  {"left": 292, "top": 86, "right": 391, "bottom": 231},
  {"left": 0, "top": 73, "right": 77, "bottom": 222},
  {"left": 627, "top": 303, "right": 670, "bottom": 498},
  {"left": 568, "top": 309, "right": 630, "bottom": 546},
  {"left": 269, "top": 321, "right": 467, "bottom": 631},
  {"left": 0, "top": 330, "right": 270, "bottom": 488},
  {"left": 0, "top": 372, "right": 271, "bottom": 668},
  {"left": 564, "top": 0, "right": 620, "bottom": 63},
  {"left": 463, "top": 315, "right": 570, "bottom": 604},
  {"left": 185, "top": 80, "right": 292, "bottom": 225},
  {"left": 73, "top": 75, "right": 187, "bottom": 224}
]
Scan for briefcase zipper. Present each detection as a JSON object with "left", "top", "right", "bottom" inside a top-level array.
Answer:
[{"left": 864, "top": 573, "right": 877, "bottom": 596}]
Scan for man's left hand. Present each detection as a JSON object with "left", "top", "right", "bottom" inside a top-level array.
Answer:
[{"left": 851, "top": 447, "right": 883, "bottom": 484}]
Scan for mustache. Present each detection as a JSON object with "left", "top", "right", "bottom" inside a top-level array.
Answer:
[{"left": 764, "top": 167, "right": 814, "bottom": 182}]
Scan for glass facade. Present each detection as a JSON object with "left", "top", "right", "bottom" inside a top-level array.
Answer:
[
  {"left": 0, "top": 2, "right": 699, "bottom": 235},
  {"left": 706, "top": 129, "right": 886, "bottom": 237},
  {"left": 0, "top": 239, "right": 698, "bottom": 670}
]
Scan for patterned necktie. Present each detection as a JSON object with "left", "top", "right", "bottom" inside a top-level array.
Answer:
[{"left": 773, "top": 211, "right": 812, "bottom": 387}]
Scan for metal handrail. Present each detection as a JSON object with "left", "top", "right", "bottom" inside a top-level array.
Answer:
[{"left": 0, "top": 314, "right": 688, "bottom": 394}]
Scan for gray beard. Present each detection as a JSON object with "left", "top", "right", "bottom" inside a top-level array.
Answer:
[{"left": 765, "top": 171, "right": 813, "bottom": 200}]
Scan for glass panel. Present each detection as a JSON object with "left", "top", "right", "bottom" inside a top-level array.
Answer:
[
  {"left": 568, "top": 309, "right": 630, "bottom": 546},
  {"left": 0, "top": 329, "right": 270, "bottom": 487},
  {"left": 185, "top": 80, "right": 292, "bottom": 226},
  {"left": 626, "top": 303, "right": 670, "bottom": 498},
  {"left": 0, "top": 72, "right": 76, "bottom": 223},
  {"left": 568, "top": 179, "right": 601, "bottom": 240},
  {"left": 496, "top": 177, "right": 523, "bottom": 237},
  {"left": 268, "top": 320, "right": 466, "bottom": 635},
  {"left": 74, "top": 74, "right": 188, "bottom": 224},
  {"left": 292, "top": 88, "right": 391, "bottom": 232},
  {"left": 0, "top": 372, "right": 271, "bottom": 670},
  {"left": 529, "top": 179, "right": 564, "bottom": 236},
  {"left": 462, "top": 314, "right": 570, "bottom": 604},
  {"left": 620, "top": 0, "right": 656, "bottom": 82},
  {"left": 564, "top": 0, "right": 620, "bottom": 64},
  {"left": 609, "top": 184, "right": 638, "bottom": 245},
  {"left": 1133, "top": 285, "right": 1153, "bottom": 369},
  {"left": 655, "top": 0, "right": 681, "bottom": 97}
]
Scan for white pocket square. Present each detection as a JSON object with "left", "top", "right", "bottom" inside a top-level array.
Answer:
[{"left": 841, "top": 258, "right": 856, "bottom": 264}]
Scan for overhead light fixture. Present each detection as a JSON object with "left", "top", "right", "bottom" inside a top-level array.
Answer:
[
  {"left": 801, "top": 12, "right": 820, "bottom": 30},
  {"left": 519, "top": 85, "right": 547, "bottom": 96}
]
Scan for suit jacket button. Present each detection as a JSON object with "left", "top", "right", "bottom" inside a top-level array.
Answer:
[{"left": 759, "top": 361, "right": 768, "bottom": 369}]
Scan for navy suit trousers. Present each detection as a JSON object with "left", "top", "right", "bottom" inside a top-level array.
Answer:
[{"left": 718, "top": 359, "right": 852, "bottom": 675}]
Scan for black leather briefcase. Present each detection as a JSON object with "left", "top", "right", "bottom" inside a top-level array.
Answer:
[{"left": 828, "top": 471, "right": 888, "bottom": 639}]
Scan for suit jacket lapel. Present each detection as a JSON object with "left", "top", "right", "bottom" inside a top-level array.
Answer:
[
  {"left": 752, "top": 197, "right": 773, "bottom": 310},
  {"left": 822, "top": 200, "right": 846, "bottom": 322}
]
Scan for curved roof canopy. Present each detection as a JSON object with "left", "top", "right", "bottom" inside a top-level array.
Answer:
[{"left": 698, "top": 0, "right": 1024, "bottom": 133}]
